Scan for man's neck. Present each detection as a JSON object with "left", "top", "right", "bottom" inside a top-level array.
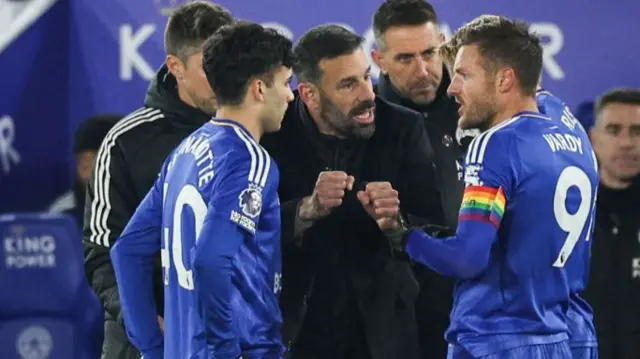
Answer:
[
  {"left": 600, "top": 171, "right": 633, "bottom": 190},
  {"left": 492, "top": 95, "right": 539, "bottom": 128},
  {"left": 215, "top": 107, "right": 263, "bottom": 142},
  {"left": 177, "top": 84, "right": 197, "bottom": 109}
]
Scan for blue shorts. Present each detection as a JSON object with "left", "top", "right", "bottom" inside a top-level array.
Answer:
[
  {"left": 571, "top": 347, "right": 598, "bottom": 359},
  {"left": 447, "top": 341, "right": 572, "bottom": 359}
]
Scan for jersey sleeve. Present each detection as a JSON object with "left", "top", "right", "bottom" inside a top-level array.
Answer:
[
  {"left": 208, "top": 146, "right": 272, "bottom": 236},
  {"left": 458, "top": 128, "right": 517, "bottom": 228},
  {"left": 404, "top": 129, "right": 519, "bottom": 278},
  {"left": 110, "top": 164, "right": 166, "bottom": 359},
  {"left": 192, "top": 146, "right": 274, "bottom": 358}
]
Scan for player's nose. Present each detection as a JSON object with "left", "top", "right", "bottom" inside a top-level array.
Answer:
[
  {"left": 447, "top": 77, "right": 461, "bottom": 97},
  {"left": 618, "top": 132, "right": 634, "bottom": 148},
  {"left": 286, "top": 87, "right": 294, "bottom": 103}
]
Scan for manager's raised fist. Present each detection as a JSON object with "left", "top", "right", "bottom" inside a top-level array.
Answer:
[
  {"left": 357, "top": 181, "right": 401, "bottom": 230},
  {"left": 299, "top": 171, "right": 355, "bottom": 221}
]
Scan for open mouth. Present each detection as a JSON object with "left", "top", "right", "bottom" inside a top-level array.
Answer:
[{"left": 353, "top": 108, "right": 374, "bottom": 124}]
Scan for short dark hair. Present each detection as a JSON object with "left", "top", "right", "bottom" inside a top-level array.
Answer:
[
  {"left": 373, "top": 0, "right": 438, "bottom": 48},
  {"left": 293, "top": 24, "right": 364, "bottom": 83},
  {"left": 203, "top": 21, "right": 294, "bottom": 107},
  {"left": 438, "top": 15, "right": 500, "bottom": 66},
  {"left": 74, "top": 115, "right": 120, "bottom": 154},
  {"left": 439, "top": 15, "right": 501, "bottom": 67},
  {"left": 595, "top": 88, "right": 640, "bottom": 115},
  {"left": 454, "top": 16, "right": 542, "bottom": 96},
  {"left": 164, "top": 1, "right": 234, "bottom": 62}
]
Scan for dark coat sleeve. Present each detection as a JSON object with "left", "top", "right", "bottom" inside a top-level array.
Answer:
[
  {"left": 397, "top": 114, "right": 445, "bottom": 227},
  {"left": 83, "top": 140, "right": 139, "bottom": 324}
]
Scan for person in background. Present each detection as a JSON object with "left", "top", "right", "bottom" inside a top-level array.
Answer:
[
  {"left": 372, "top": 0, "right": 477, "bottom": 228},
  {"left": 370, "top": 2, "right": 464, "bottom": 356},
  {"left": 48, "top": 114, "right": 120, "bottom": 227},
  {"left": 82, "top": 2, "right": 234, "bottom": 358},
  {"left": 584, "top": 88, "right": 640, "bottom": 359}
]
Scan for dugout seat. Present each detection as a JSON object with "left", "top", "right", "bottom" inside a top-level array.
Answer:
[{"left": 0, "top": 213, "right": 103, "bottom": 359}]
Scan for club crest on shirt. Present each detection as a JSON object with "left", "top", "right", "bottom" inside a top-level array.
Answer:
[
  {"left": 464, "top": 164, "right": 483, "bottom": 187},
  {"left": 238, "top": 186, "right": 262, "bottom": 218}
]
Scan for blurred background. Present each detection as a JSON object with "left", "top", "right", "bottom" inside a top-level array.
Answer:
[{"left": 1, "top": 0, "right": 638, "bottom": 213}]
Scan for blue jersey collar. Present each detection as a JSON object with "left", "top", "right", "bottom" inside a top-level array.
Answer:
[{"left": 210, "top": 118, "right": 254, "bottom": 139}]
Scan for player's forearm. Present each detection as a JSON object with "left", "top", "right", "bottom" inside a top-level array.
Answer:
[
  {"left": 194, "top": 218, "right": 244, "bottom": 358},
  {"left": 111, "top": 241, "right": 164, "bottom": 356},
  {"left": 404, "top": 220, "right": 496, "bottom": 279}
]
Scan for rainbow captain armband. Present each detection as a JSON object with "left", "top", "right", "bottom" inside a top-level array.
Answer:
[{"left": 458, "top": 185, "right": 506, "bottom": 229}]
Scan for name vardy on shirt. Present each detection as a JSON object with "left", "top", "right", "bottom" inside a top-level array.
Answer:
[{"left": 542, "top": 132, "right": 584, "bottom": 154}]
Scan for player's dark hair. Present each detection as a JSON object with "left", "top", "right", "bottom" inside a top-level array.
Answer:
[
  {"left": 439, "top": 15, "right": 501, "bottom": 68},
  {"left": 293, "top": 24, "right": 363, "bottom": 84},
  {"left": 202, "top": 21, "right": 294, "bottom": 107},
  {"left": 454, "top": 16, "right": 542, "bottom": 96},
  {"left": 373, "top": 0, "right": 438, "bottom": 49},
  {"left": 74, "top": 115, "right": 121, "bottom": 154},
  {"left": 164, "top": 1, "right": 234, "bottom": 63},
  {"left": 595, "top": 88, "right": 640, "bottom": 115}
]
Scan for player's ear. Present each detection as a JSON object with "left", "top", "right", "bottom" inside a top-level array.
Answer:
[
  {"left": 496, "top": 67, "right": 516, "bottom": 94},
  {"left": 250, "top": 79, "right": 266, "bottom": 103},
  {"left": 371, "top": 49, "right": 385, "bottom": 74},
  {"left": 298, "top": 82, "right": 320, "bottom": 111},
  {"left": 166, "top": 54, "right": 186, "bottom": 82}
]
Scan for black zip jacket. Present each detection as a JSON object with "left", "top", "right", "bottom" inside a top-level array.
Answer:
[
  {"left": 375, "top": 69, "right": 467, "bottom": 229},
  {"left": 261, "top": 93, "right": 444, "bottom": 359},
  {"left": 82, "top": 66, "right": 210, "bottom": 351},
  {"left": 583, "top": 180, "right": 640, "bottom": 359},
  {"left": 375, "top": 69, "right": 465, "bottom": 359}
]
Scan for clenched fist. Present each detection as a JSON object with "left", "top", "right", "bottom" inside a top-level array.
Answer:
[
  {"left": 357, "top": 182, "right": 401, "bottom": 230},
  {"left": 299, "top": 171, "right": 355, "bottom": 221}
]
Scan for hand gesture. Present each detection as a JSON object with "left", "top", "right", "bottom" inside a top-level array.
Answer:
[
  {"left": 299, "top": 171, "right": 355, "bottom": 221},
  {"left": 357, "top": 182, "right": 401, "bottom": 231}
]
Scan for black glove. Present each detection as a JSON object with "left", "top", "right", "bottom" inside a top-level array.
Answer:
[
  {"left": 384, "top": 221, "right": 453, "bottom": 253},
  {"left": 418, "top": 223, "right": 453, "bottom": 237}
]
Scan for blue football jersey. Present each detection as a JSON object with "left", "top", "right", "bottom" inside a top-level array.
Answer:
[
  {"left": 405, "top": 110, "right": 599, "bottom": 357},
  {"left": 537, "top": 89, "right": 599, "bottom": 348},
  {"left": 111, "top": 119, "right": 284, "bottom": 359}
]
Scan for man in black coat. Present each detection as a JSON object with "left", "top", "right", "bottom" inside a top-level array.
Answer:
[
  {"left": 370, "top": 2, "right": 473, "bottom": 357},
  {"left": 583, "top": 88, "right": 640, "bottom": 359},
  {"left": 261, "top": 24, "right": 444, "bottom": 359}
]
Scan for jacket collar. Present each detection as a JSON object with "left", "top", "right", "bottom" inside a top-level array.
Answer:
[{"left": 144, "top": 65, "right": 212, "bottom": 127}]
